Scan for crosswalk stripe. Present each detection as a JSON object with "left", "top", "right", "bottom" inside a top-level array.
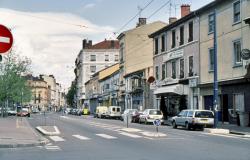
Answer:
[
  {"left": 96, "top": 134, "right": 117, "bottom": 139},
  {"left": 49, "top": 136, "right": 65, "bottom": 142},
  {"left": 119, "top": 132, "right": 142, "bottom": 138},
  {"left": 45, "top": 146, "right": 61, "bottom": 150},
  {"left": 72, "top": 135, "right": 91, "bottom": 140}
]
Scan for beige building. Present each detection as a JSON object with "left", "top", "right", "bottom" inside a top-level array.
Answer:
[
  {"left": 117, "top": 18, "right": 166, "bottom": 110},
  {"left": 198, "top": 0, "right": 250, "bottom": 126},
  {"left": 26, "top": 75, "right": 49, "bottom": 110}
]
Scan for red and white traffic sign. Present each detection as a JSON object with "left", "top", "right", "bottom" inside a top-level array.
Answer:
[{"left": 0, "top": 24, "right": 13, "bottom": 54}]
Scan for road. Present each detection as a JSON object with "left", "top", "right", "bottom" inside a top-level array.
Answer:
[{"left": 0, "top": 113, "right": 250, "bottom": 160}]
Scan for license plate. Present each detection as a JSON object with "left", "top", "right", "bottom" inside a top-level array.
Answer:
[{"left": 201, "top": 119, "right": 208, "bottom": 122}]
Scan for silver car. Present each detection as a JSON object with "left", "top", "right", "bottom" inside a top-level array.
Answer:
[{"left": 172, "top": 110, "right": 214, "bottom": 130}]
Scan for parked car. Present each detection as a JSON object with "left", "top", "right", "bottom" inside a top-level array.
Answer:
[
  {"left": 95, "top": 106, "right": 108, "bottom": 118},
  {"left": 121, "top": 109, "right": 138, "bottom": 121},
  {"left": 106, "top": 106, "right": 121, "bottom": 119},
  {"left": 131, "top": 111, "right": 143, "bottom": 123},
  {"left": 172, "top": 109, "right": 214, "bottom": 130},
  {"left": 7, "top": 108, "right": 17, "bottom": 116},
  {"left": 17, "top": 108, "right": 30, "bottom": 117},
  {"left": 139, "top": 109, "right": 163, "bottom": 124}
]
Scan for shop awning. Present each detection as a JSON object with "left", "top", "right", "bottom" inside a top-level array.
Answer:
[{"left": 153, "top": 84, "right": 188, "bottom": 95}]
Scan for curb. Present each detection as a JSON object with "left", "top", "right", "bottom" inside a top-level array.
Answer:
[
  {"left": 0, "top": 138, "right": 49, "bottom": 149},
  {"left": 36, "top": 126, "right": 60, "bottom": 136}
]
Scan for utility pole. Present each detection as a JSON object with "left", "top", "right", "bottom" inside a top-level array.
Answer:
[{"left": 213, "top": 10, "right": 219, "bottom": 128}]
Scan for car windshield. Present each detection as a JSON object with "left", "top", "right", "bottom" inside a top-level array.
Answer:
[
  {"left": 195, "top": 111, "right": 214, "bottom": 118},
  {"left": 149, "top": 110, "right": 161, "bottom": 115}
]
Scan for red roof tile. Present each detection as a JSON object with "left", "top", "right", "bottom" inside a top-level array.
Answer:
[{"left": 89, "top": 40, "right": 119, "bottom": 49}]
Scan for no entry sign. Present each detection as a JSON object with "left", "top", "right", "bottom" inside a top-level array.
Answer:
[{"left": 0, "top": 24, "right": 13, "bottom": 54}]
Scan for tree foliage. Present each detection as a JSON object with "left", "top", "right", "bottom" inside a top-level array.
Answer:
[
  {"left": 66, "top": 82, "right": 76, "bottom": 107},
  {"left": 0, "top": 50, "right": 32, "bottom": 104}
]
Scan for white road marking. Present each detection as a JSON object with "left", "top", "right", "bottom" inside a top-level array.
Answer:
[
  {"left": 49, "top": 136, "right": 65, "bottom": 142},
  {"left": 96, "top": 134, "right": 117, "bottom": 139},
  {"left": 119, "top": 132, "right": 142, "bottom": 138},
  {"left": 0, "top": 36, "right": 10, "bottom": 43},
  {"left": 202, "top": 133, "right": 250, "bottom": 141},
  {"left": 45, "top": 145, "right": 61, "bottom": 150},
  {"left": 72, "top": 135, "right": 91, "bottom": 140}
]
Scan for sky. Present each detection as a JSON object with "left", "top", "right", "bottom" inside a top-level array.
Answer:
[{"left": 0, "top": 0, "right": 213, "bottom": 89}]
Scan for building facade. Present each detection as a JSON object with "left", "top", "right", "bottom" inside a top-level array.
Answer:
[
  {"left": 198, "top": 0, "right": 250, "bottom": 126},
  {"left": 118, "top": 18, "right": 166, "bottom": 111},
  {"left": 26, "top": 75, "right": 49, "bottom": 111},
  {"left": 75, "top": 39, "right": 119, "bottom": 108},
  {"left": 149, "top": 5, "right": 200, "bottom": 116}
]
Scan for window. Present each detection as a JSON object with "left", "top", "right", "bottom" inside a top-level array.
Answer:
[
  {"left": 90, "top": 55, "right": 96, "bottom": 61},
  {"left": 208, "top": 14, "right": 215, "bottom": 33},
  {"left": 115, "top": 55, "right": 119, "bottom": 61},
  {"left": 179, "top": 26, "right": 184, "bottom": 46},
  {"left": 105, "top": 55, "right": 109, "bottom": 61},
  {"left": 233, "top": 40, "right": 242, "bottom": 65},
  {"left": 233, "top": 93, "right": 244, "bottom": 113},
  {"left": 161, "top": 35, "right": 166, "bottom": 52},
  {"left": 165, "top": 63, "right": 168, "bottom": 78},
  {"left": 171, "top": 61, "right": 176, "bottom": 79},
  {"left": 172, "top": 30, "right": 176, "bottom": 48},
  {"left": 233, "top": 1, "right": 241, "bottom": 23},
  {"left": 90, "top": 65, "right": 96, "bottom": 73},
  {"left": 189, "top": 56, "right": 194, "bottom": 77},
  {"left": 188, "top": 21, "right": 193, "bottom": 42},
  {"left": 187, "top": 111, "right": 193, "bottom": 117},
  {"left": 120, "top": 43, "right": 124, "bottom": 62},
  {"left": 155, "top": 66, "right": 159, "bottom": 80},
  {"left": 209, "top": 48, "right": 214, "bottom": 71},
  {"left": 180, "top": 59, "right": 184, "bottom": 79},
  {"left": 154, "top": 38, "right": 159, "bottom": 55},
  {"left": 162, "top": 64, "right": 166, "bottom": 80}
]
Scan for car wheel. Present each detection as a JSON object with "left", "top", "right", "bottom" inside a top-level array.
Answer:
[
  {"left": 185, "top": 122, "right": 190, "bottom": 130},
  {"left": 172, "top": 121, "right": 177, "bottom": 129}
]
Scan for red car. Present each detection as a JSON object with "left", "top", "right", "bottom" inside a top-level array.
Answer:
[
  {"left": 131, "top": 111, "right": 143, "bottom": 123},
  {"left": 17, "top": 108, "right": 30, "bottom": 117}
]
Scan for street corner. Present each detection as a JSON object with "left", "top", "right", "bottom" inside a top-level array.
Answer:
[{"left": 36, "top": 126, "right": 61, "bottom": 136}]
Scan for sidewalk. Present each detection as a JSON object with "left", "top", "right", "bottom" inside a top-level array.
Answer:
[
  {"left": 217, "top": 123, "right": 250, "bottom": 136},
  {"left": 0, "top": 117, "right": 48, "bottom": 148}
]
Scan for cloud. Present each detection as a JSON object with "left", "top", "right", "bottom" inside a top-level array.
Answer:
[
  {"left": 0, "top": 8, "right": 116, "bottom": 89},
  {"left": 83, "top": 3, "right": 96, "bottom": 9}
]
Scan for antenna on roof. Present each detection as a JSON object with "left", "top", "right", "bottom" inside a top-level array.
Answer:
[{"left": 137, "top": 5, "right": 143, "bottom": 18}]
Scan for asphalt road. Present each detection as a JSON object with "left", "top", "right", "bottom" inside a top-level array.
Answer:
[{"left": 0, "top": 112, "right": 250, "bottom": 160}]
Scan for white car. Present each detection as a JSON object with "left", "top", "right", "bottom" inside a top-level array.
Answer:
[
  {"left": 172, "top": 109, "right": 214, "bottom": 130},
  {"left": 106, "top": 106, "right": 121, "bottom": 119},
  {"left": 139, "top": 109, "right": 163, "bottom": 124},
  {"left": 121, "top": 109, "right": 138, "bottom": 121}
]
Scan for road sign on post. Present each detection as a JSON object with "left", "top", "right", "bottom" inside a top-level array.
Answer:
[
  {"left": 0, "top": 24, "right": 13, "bottom": 54},
  {"left": 153, "top": 119, "right": 161, "bottom": 135}
]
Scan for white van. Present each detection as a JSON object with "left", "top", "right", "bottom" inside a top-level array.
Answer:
[
  {"left": 95, "top": 106, "right": 108, "bottom": 118},
  {"left": 106, "top": 106, "right": 121, "bottom": 119}
]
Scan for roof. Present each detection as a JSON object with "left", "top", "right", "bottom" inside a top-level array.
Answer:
[
  {"left": 88, "top": 40, "right": 119, "bottom": 49},
  {"left": 117, "top": 21, "right": 166, "bottom": 40},
  {"left": 149, "top": 0, "right": 224, "bottom": 38}
]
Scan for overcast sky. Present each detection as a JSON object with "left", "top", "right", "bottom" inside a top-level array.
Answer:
[{"left": 0, "top": 0, "right": 213, "bottom": 89}]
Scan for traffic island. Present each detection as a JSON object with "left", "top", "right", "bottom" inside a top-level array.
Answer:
[
  {"left": 36, "top": 126, "right": 60, "bottom": 136},
  {"left": 204, "top": 128, "right": 230, "bottom": 134}
]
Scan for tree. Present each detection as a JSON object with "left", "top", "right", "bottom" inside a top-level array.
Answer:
[
  {"left": 66, "top": 81, "right": 76, "bottom": 107},
  {"left": 0, "top": 50, "right": 32, "bottom": 115}
]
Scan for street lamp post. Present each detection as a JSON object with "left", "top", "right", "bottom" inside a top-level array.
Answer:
[{"left": 213, "top": 10, "right": 219, "bottom": 128}]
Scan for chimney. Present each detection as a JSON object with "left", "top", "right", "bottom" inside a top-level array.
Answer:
[
  {"left": 169, "top": 17, "right": 177, "bottom": 24},
  {"left": 82, "top": 39, "right": 87, "bottom": 49},
  {"left": 136, "top": 18, "right": 147, "bottom": 27},
  {"left": 181, "top": 4, "right": 191, "bottom": 18},
  {"left": 111, "top": 40, "right": 115, "bottom": 48}
]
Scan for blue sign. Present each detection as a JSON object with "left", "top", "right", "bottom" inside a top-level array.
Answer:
[{"left": 153, "top": 119, "right": 161, "bottom": 126}]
